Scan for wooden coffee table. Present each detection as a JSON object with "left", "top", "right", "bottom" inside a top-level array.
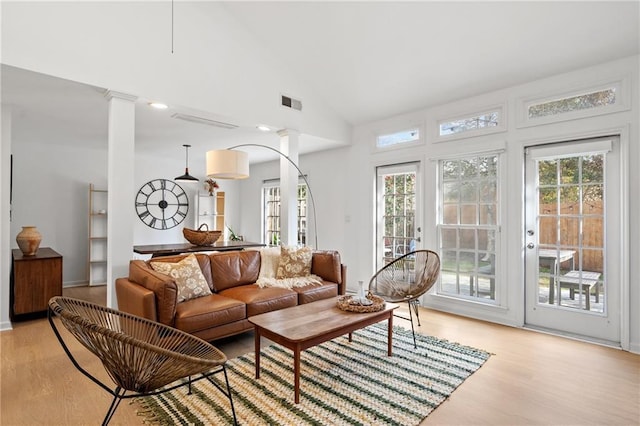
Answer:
[{"left": 248, "top": 296, "right": 398, "bottom": 403}]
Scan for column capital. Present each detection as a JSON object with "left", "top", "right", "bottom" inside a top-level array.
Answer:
[
  {"left": 277, "top": 128, "right": 300, "bottom": 138},
  {"left": 104, "top": 90, "right": 138, "bottom": 102}
]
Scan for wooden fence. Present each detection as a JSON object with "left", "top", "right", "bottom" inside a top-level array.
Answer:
[{"left": 448, "top": 201, "right": 604, "bottom": 272}]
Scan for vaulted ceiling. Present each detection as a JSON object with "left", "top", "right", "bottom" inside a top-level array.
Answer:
[{"left": 2, "top": 1, "right": 639, "bottom": 162}]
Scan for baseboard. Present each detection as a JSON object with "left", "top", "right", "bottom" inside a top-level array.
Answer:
[
  {"left": 524, "top": 324, "right": 622, "bottom": 350},
  {"left": 63, "top": 281, "right": 89, "bottom": 288}
]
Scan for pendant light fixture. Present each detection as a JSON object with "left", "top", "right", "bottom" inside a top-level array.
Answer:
[{"left": 175, "top": 144, "right": 199, "bottom": 182}]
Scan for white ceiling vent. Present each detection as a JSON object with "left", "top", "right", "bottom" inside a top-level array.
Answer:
[
  {"left": 171, "top": 113, "right": 238, "bottom": 129},
  {"left": 281, "top": 94, "right": 302, "bottom": 111}
]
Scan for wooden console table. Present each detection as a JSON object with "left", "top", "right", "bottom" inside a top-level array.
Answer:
[
  {"left": 11, "top": 247, "right": 63, "bottom": 320},
  {"left": 133, "top": 240, "right": 265, "bottom": 258}
]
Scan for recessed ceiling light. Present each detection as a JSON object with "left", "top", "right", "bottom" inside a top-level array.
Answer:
[
  {"left": 257, "top": 125, "right": 271, "bottom": 132},
  {"left": 149, "top": 102, "right": 168, "bottom": 110}
]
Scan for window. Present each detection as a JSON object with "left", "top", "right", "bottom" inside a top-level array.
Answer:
[
  {"left": 438, "top": 155, "right": 499, "bottom": 301},
  {"left": 439, "top": 111, "right": 500, "bottom": 136},
  {"left": 435, "top": 106, "right": 505, "bottom": 141},
  {"left": 376, "top": 164, "right": 418, "bottom": 271},
  {"left": 528, "top": 87, "right": 616, "bottom": 119},
  {"left": 263, "top": 182, "right": 308, "bottom": 246},
  {"left": 376, "top": 128, "right": 420, "bottom": 149},
  {"left": 518, "top": 80, "right": 628, "bottom": 127}
]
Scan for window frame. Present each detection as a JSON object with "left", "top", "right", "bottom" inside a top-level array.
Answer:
[
  {"left": 375, "top": 163, "right": 419, "bottom": 271},
  {"left": 374, "top": 126, "right": 424, "bottom": 152},
  {"left": 517, "top": 78, "right": 630, "bottom": 128},
  {"left": 436, "top": 153, "right": 502, "bottom": 304},
  {"left": 261, "top": 178, "right": 309, "bottom": 246},
  {"left": 433, "top": 104, "right": 506, "bottom": 143}
]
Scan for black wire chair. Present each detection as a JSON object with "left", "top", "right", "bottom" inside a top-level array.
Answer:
[
  {"left": 48, "top": 296, "right": 237, "bottom": 425},
  {"left": 369, "top": 250, "right": 441, "bottom": 348}
]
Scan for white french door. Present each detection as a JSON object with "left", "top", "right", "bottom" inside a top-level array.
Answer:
[
  {"left": 375, "top": 163, "right": 421, "bottom": 271},
  {"left": 524, "top": 137, "right": 621, "bottom": 344}
]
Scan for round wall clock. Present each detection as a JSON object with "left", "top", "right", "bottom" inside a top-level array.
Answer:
[{"left": 135, "top": 179, "right": 189, "bottom": 230}]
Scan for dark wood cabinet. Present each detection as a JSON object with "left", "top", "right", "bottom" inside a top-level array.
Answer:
[{"left": 11, "top": 247, "right": 63, "bottom": 319}]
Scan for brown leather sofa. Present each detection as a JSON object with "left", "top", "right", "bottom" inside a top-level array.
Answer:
[{"left": 115, "top": 249, "right": 346, "bottom": 342}]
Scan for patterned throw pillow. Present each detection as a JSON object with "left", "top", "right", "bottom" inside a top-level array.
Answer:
[
  {"left": 276, "top": 246, "right": 313, "bottom": 279},
  {"left": 150, "top": 254, "right": 212, "bottom": 303}
]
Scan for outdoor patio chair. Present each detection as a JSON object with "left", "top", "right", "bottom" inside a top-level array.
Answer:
[
  {"left": 48, "top": 296, "right": 237, "bottom": 426},
  {"left": 369, "top": 249, "right": 440, "bottom": 348}
]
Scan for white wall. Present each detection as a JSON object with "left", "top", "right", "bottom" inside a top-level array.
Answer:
[
  {"left": 10, "top": 140, "right": 107, "bottom": 285},
  {"left": 344, "top": 56, "right": 639, "bottom": 352},
  {"left": 1, "top": 3, "right": 637, "bottom": 352},
  {"left": 7, "top": 135, "right": 243, "bottom": 282},
  {"left": 236, "top": 146, "right": 350, "bottom": 257}
]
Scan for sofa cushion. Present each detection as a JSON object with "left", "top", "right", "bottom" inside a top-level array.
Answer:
[
  {"left": 174, "top": 294, "right": 246, "bottom": 334},
  {"left": 150, "top": 254, "right": 212, "bottom": 303},
  {"left": 210, "top": 251, "right": 261, "bottom": 292},
  {"left": 220, "top": 285, "right": 298, "bottom": 317},
  {"left": 277, "top": 246, "right": 313, "bottom": 279},
  {"left": 293, "top": 281, "right": 339, "bottom": 304}
]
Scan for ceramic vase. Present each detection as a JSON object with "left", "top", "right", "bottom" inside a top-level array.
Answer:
[{"left": 16, "top": 226, "right": 42, "bottom": 256}]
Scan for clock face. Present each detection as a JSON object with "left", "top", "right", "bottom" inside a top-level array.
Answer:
[{"left": 135, "top": 179, "right": 189, "bottom": 230}]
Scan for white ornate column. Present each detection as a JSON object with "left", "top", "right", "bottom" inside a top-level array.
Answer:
[
  {"left": 277, "top": 129, "right": 300, "bottom": 246},
  {"left": 104, "top": 90, "right": 137, "bottom": 308},
  {"left": 0, "top": 108, "right": 13, "bottom": 330}
]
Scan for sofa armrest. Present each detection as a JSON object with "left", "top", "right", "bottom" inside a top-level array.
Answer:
[
  {"left": 115, "top": 278, "right": 157, "bottom": 321},
  {"left": 124, "top": 260, "right": 179, "bottom": 326},
  {"left": 311, "top": 250, "right": 346, "bottom": 295},
  {"left": 339, "top": 264, "right": 347, "bottom": 295}
]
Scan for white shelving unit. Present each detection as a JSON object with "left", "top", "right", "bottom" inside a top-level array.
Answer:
[
  {"left": 195, "top": 191, "right": 225, "bottom": 233},
  {"left": 88, "top": 183, "right": 107, "bottom": 286}
]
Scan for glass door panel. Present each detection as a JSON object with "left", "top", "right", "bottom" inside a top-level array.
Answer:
[
  {"left": 525, "top": 137, "right": 620, "bottom": 343},
  {"left": 376, "top": 163, "right": 420, "bottom": 271}
]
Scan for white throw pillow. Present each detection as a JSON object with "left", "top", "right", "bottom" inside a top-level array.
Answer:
[
  {"left": 150, "top": 254, "right": 212, "bottom": 303},
  {"left": 257, "top": 246, "right": 321, "bottom": 289},
  {"left": 257, "top": 247, "right": 281, "bottom": 280}
]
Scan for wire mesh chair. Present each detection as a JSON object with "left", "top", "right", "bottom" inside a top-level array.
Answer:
[
  {"left": 369, "top": 250, "right": 440, "bottom": 348},
  {"left": 48, "top": 296, "right": 237, "bottom": 425}
]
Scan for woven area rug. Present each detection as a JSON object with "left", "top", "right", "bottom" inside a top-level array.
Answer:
[{"left": 137, "top": 324, "right": 490, "bottom": 425}]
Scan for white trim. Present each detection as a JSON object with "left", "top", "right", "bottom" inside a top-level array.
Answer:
[
  {"left": 373, "top": 125, "right": 425, "bottom": 153},
  {"left": 516, "top": 77, "right": 631, "bottom": 128},
  {"left": 517, "top": 126, "right": 631, "bottom": 351},
  {"left": 374, "top": 161, "right": 422, "bottom": 270},
  {"left": 523, "top": 133, "right": 626, "bottom": 346},
  {"left": 525, "top": 138, "right": 613, "bottom": 160},
  {"left": 432, "top": 103, "right": 507, "bottom": 143},
  {"left": 429, "top": 145, "right": 506, "bottom": 162},
  {"left": 434, "top": 151, "right": 503, "bottom": 306},
  {"left": 618, "top": 125, "right": 630, "bottom": 352}
]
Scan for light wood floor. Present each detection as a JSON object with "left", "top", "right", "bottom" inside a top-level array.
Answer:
[{"left": 1, "top": 285, "right": 638, "bottom": 425}]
